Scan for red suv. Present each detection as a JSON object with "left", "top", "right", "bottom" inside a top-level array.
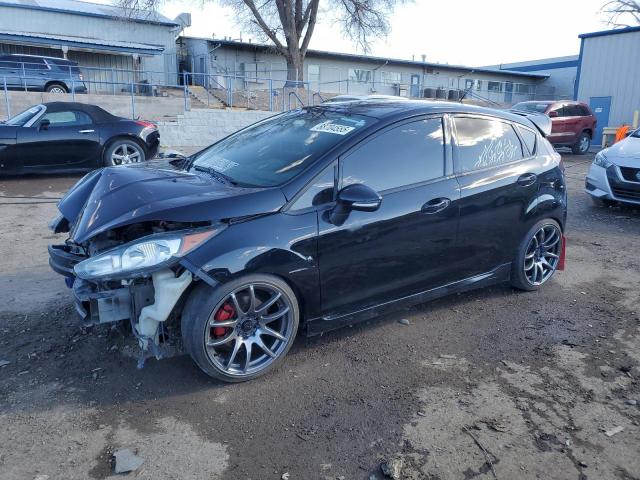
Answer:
[{"left": 512, "top": 101, "right": 596, "bottom": 155}]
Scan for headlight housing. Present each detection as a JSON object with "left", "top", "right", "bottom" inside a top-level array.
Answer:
[
  {"left": 74, "top": 227, "right": 223, "bottom": 280},
  {"left": 594, "top": 151, "right": 612, "bottom": 168}
]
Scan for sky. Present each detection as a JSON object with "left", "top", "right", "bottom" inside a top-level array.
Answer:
[{"left": 112, "top": 0, "right": 615, "bottom": 66}]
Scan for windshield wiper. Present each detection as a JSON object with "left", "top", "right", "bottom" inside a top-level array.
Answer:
[{"left": 193, "top": 165, "right": 238, "bottom": 186}]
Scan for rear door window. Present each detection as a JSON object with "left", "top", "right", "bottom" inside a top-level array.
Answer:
[
  {"left": 517, "top": 126, "right": 537, "bottom": 156},
  {"left": 454, "top": 117, "right": 524, "bottom": 173},
  {"left": 563, "top": 105, "right": 581, "bottom": 117},
  {"left": 340, "top": 117, "right": 445, "bottom": 192}
]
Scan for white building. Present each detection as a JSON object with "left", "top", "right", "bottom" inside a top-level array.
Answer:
[
  {"left": 179, "top": 37, "right": 554, "bottom": 105},
  {"left": 0, "top": 0, "right": 186, "bottom": 90}
]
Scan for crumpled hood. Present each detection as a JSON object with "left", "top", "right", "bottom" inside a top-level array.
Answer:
[
  {"left": 605, "top": 136, "right": 640, "bottom": 166},
  {"left": 58, "top": 160, "right": 287, "bottom": 243}
]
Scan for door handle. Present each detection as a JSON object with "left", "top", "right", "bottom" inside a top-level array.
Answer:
[
  {"left": 78, "top": 129, "right": 95, "bottom": 134},
  {"left": 421, "top": 197, "right": 451, "bottom": 214},
  {"left": 517, "top": 173, "right": 537, "bottom": 187}
]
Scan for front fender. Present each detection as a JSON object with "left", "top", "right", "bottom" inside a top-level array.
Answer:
[{"left": 183, "top": 211, "right": 321, "bottom": 319}]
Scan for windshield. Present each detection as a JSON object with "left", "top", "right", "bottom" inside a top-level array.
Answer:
[
  {"left": 190, "top": 109, "right": 373, "bottom": 187},
  {"left": 4, "top": 105, "right": 43, "bottom": 126},
  {"left": 512, "top": 102, "right": 549, "bottom": 114}
]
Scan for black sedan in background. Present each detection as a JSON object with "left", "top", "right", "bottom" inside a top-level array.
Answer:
[
  {"left": 0, "top": 102, "right": 159, "bottom": 174},
  {"left": 49, "top": 101, "right": 567, "bottom": 382}
]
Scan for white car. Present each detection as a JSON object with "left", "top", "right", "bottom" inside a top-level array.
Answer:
[{"left": 586, "top": 129, "right": 640, "bottom": 206}]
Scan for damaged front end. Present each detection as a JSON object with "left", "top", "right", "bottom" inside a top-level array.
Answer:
[{"left": 49, "top": 220, "right": 223, "bottom": 367}]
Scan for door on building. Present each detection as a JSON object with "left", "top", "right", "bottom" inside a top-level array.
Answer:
[
  {"left": 504, "top": 82, "right": 514, "bottom": 103},
  {"left": 410, "top": 74, "right": 421, "bottom": 97},
  {"left": 589, "top": 96, "right": 611, "bottom": 146}
]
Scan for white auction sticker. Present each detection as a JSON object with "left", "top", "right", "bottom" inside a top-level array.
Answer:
[{"left": 310, "top": 120, "right": 355, "bottom": 135}]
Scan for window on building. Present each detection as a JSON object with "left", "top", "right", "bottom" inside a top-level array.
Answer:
[
  {"left": 308, "top": 64, "right": 320, "bottom": 83},
  {"left": 348, "top": 68, "right": 372, "bottom": 83},
  {"left": 487, "top": 81, "right": 503, "bottom": 92},
  {"left": 454, "top": 117, "right": 524, "bottom": 172},
  {"left": 341, "top": 117, "right": 445, "bottom": 192},
  {"left": 381, "top": 71, "right": 401, "bottom": 85},
  {"left": 515, "top": 83, "right": 533, "bottom": 94}
]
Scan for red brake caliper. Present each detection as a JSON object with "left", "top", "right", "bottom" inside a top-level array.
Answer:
[{"left": 213, "top": 303, "right": 235, "bottom": 338}]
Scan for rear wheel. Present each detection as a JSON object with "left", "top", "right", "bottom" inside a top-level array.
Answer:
[
  {"left": 45, "top": 83, "right": 68, "bottom": 94},
  {"left": 181, "top": 274, "right": 299, "bottom": 382},
  {"left": 104, "top": 139, "right": 145, "bottom": 166},
  {"left": 572, "top": 131, "right": 591, "bottom": 155},
  {"left": 511, "top": 219, "right": 562, "bottom": 291}
]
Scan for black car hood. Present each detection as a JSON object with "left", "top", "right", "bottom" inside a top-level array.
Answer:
[{"left": 58, "top": 160, "right": 287, "bottom": 243}]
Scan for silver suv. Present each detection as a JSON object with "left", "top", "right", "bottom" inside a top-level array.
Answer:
[{"left": 0, "top": 54, "right": 87, "bottom": 93}]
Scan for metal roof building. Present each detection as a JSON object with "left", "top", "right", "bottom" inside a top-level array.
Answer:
[
  {"left": 179, "top": 36, "right": 554, "bottom": 105},
  {"left": 0, "top": 0, "right": 185, "bottom": 89},
  {"left": 574, "top": 26, "right": 640, "bottom": 145}
]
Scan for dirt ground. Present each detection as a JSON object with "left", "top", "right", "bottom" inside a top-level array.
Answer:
[{"left": 0, "top": 152, "right": 639, "bottom": 480}]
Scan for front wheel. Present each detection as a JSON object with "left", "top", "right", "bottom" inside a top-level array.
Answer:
[
  {"left": 511, "top": 220, "right": 562, "bottom": 291},
  {"left": 104, "top": 140, "right": 146, "bottom": 166},
  {"left": 181, "top": 275, "right": 299, "bottom": 382},
  {"left": 572, "top": 132, "right": 591, "bottom": 155}
]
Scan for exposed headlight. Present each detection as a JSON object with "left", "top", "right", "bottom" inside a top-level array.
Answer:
[
  {"left": 74, "top": 227, "right": 223, "bottom": 280},
  {"left": 594, "top": 151, "right": 612, "bottom": 168}
]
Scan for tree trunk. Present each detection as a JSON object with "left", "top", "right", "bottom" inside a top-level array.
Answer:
[{"left": 285, "top": 52, "right": 305, "bottom": 84}]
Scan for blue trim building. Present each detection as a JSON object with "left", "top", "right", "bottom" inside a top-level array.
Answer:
[{"left": 574, "top": 26, "right": 640, "bottom": 144}]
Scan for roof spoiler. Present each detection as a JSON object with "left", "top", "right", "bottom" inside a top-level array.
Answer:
[{"left": 509, "top": 110, "right": 552, "bottom": 137}]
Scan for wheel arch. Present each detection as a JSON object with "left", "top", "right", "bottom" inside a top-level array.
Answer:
[
  {"left": 101, "top": 134, "right": 147, "bottom": 164},
  {"left": 44, "top": 81, "right": 68, "bottom": 92}
]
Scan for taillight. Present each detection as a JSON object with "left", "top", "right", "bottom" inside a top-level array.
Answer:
[{"left": 136, "top": 120, "right": 156, "bottom": 130}]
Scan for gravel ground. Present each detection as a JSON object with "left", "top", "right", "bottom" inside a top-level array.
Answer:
[{"left": 0, "top": 152, "right": 639, "bottom": 480}]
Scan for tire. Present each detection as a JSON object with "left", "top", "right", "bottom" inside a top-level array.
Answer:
[
  {"left": 181, "top": 274, "right": 300, "bottom": 382},
  {"left": 572, "top": 131, "right": 591, "bottom": 155},
  {"left": 45, "top": 83, "right": 68, "bottom": 94},
  {"left": 103, "top": 139, "right": 146, "bottom": 166},
  {"left": 591, "top": 196, "right": 617, "bottom": 208},
  {"left": 511, "top": 219, "right": 562, "bottom": 292}
]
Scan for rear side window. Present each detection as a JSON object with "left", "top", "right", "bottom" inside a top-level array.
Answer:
[
  {"left": 20, "top": 57, "right": 48, "bottom": 70},
  {"left": 578, "top": 105, "right": 591, "bottom": 116},
  {"left": 41, "top": 110, "right": 93, "bottom": 127},
  {"left": 341, "top": 117, "right": 445, "bottom": 192},
  {"left": 517, "top": 126, "right": 537, "bottom": 156},
  {"left": 454, "top": 117, "right": 524, "bottom": 173},
  {"left": 563, "top": 105, "right": 581, "bottom": 117}
]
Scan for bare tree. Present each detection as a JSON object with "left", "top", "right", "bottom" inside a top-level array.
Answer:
[
  {"left": 116, "top": 0, "right": 405, "bottom": 81},
  {"left": 601, "top": 0, "right": 640, "bottom": 27}
]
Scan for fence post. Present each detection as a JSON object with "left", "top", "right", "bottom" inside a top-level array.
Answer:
[
  {"left": 229, "top": 75, "right": 234, "bottom": 108},
  {"left": 183, "top": 73, "right": 189, "bottom": 112},
  {"left": 111, "top": 69, "right": 116, "bottom": 95},
  {"left": 71, "top": 80, "right": 76, "bottom": 102},
  {"left": 3, "top": 77, "right": 10, "bottom": 119},
  {"left": 21, "top": 62, "right": 27, "bottom": 92},
  {"left": 131, "top": 81, "right": 136, "bottom": 119},
  {"left": 269, "top": 79, "right": 273, "bottom": 112}
]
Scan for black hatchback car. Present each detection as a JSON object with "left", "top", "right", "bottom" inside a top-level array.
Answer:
[
  {"left": 0, "top": 54, "right": 87, "bottom": 93},
  {"left": 48, "top": 101, "right": 567, "bottom": 382}
]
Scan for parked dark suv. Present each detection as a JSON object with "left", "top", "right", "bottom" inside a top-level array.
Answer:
[
  {"left": 512, "top": 101, "right": 596, "bottom": 155},
  {"left": 0, "top": 54, "right": 87, "bottom": 93},
  {"left": 48, "top": 101, "right": 567, "bottom": 382}
]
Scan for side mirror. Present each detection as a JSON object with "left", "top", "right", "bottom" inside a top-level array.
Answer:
[
  {"left": 39, "top": 119, "right": 50, "bottom": 131},
  {"left": 329, "top": 183, "right": 382, "bottom": 225},
  {"left": 337, "top": 183, "right": 382, "bottom": 212},
  {"left": 548, "top": 111, "right": 559, "bottom": 118}
]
